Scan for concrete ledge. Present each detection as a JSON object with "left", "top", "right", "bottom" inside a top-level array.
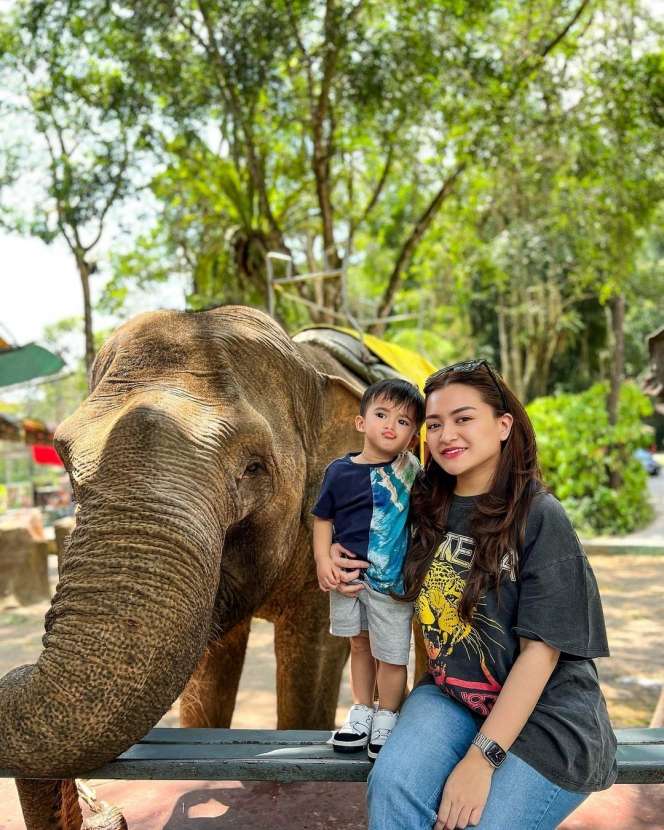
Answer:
[{"left": 582, "top": 540, "right": 664, "bottom": 557}]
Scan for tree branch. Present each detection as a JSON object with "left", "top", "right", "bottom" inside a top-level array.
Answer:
[
  {"left": 536, "top": 0, "right": 593, "bottom": 61},
  {"left": 352, "top": 143, "right": 394, "bottom": 234},
  {"left": 41, "top": 125, "right": 76, "bottom": 253},
  {"left": 86, "top": 140, "right": 130, "bottom": 251},
  {"left": 513, "top": 0, "right": 594, "bottom": 89},
  {"left": 344, "top": 0, "right": 365, "bottom": 25},
  {"left": 372, "top": 163, "right": 466, "bottom": 330},
  {"left": 190, "top": 0, "right": 283, "bottom": 239},
  {"left": 286, "top": 0, "right": 314, "bottom": 103},
  {"left": 372, "top": 1, "right": 594, "bottom": 325},
  {"left": 311, "top": 0, "right": 342, "bottom": 271}
]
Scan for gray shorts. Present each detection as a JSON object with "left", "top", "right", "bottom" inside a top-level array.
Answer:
[{"left": 330, "top": 582, "right": 414, "bottom": 665}]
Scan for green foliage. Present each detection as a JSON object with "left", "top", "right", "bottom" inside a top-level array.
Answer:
[
  {"left": 1, "top": 0, "right": 663, "bottom": 415},
  {"left": 387, "top": 327, "right": 459, "bottom": 368},
  {"left": 0, "top": 2, "right": 152, "bottom": 240},
  {"left": 527, "top": 382, "right": 654, "bottom": 535},
  {"left": 0, "top": 0, "right": 157, "bottom": 370},
  {"left": 426, "top": 0, "right": 664, "bottom": 401},
  {"left": 624, "top": 214, "right": 664, "bottom": 377},
  {"left": 29, "top": 0, "right": 601, "bottom": 335}
]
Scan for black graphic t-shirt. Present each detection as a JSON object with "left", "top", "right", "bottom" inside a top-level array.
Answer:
[{"left": 416, "top": 492, "right": 617, "bottom": 793}]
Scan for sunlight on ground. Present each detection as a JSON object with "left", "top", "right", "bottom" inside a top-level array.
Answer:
[{"left": 0, "top": 554, "right": 661, "bottom": 730}]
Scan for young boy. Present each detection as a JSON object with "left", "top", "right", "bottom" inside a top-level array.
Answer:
[{"left": 312, "top": 378, "right": 424, "bottom": 759}]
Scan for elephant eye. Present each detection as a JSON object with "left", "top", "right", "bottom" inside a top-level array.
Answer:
[{"left": 242, "top": 460, "right": 266, "bottom": 477}]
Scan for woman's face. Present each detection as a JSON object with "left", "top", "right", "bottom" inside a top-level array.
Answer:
[{"left": 425, "top": 383, "right": 513, "bottom": 494}]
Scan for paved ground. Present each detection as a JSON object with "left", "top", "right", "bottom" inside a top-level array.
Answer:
[
  {"left": 1, "top": 471, "right": 663, "bottom": 829},
  {"left": 1, "top": 553, "right": 662, "bottom": 828},
  {"left": 627, "top": 466, "right": 664, "bottom": 540}
]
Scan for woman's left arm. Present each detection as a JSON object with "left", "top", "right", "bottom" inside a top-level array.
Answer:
[{"left": 436, "top": 638, "right": 560, "bottom": 830}]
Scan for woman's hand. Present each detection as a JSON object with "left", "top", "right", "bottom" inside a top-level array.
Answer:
[
  {"left": 435, "top": 749, "right": 493, "bottom": 829},
  {"left": 315, "top": 554, "right": 340, "bottom": 592},
  {"left": 329, "top": 542, "right": 369, "bottom": 596}
]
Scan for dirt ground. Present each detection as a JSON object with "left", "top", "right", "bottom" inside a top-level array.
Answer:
[
  {"left": 0, "top": 553, "right": 662, "bottom": 828},
  {"left": 1, "top": 554, "right": 660, "bottom": 728},
  {"left": 590, "top": 555, "right": 664, "bottom": 726}
]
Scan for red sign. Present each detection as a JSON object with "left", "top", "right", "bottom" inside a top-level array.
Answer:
[{"left": 31, "top": 444, "right": 64, "bottom": 466}]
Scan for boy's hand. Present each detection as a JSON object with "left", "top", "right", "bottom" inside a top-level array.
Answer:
[
  {"left": 316, "top": 555, "right": 341, "bottom": 592},
  {"left": 330, "top": 542, "right": 369, "bottom": 596}
]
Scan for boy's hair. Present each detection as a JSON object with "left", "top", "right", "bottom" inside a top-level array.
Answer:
[{"left": 359, "top": 378, "right": 425, "bottom": 427}]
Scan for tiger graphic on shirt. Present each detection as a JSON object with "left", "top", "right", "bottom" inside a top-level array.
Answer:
[{"left": 416, "top": 531, "right": 516, "bottom": 716}]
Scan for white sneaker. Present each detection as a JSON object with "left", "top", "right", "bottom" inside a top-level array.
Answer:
[
  {"left": 331, "top": 704, "right": 374, "bottom": 753},
  {"left": 368, "top": 709, "right": 398, "bottom": 760}
]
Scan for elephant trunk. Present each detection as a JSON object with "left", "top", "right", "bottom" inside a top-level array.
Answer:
[{"left": 0, "top": 499, "right": 224, "bottom": 779}]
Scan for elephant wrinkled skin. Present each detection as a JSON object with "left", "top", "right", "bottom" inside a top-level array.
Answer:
[{"left": 0, "top": 306, "right": 365, "bottom": 829}]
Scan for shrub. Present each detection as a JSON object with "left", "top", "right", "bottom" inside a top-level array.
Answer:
[{"left": 526, "top": 382, "right": 654, "bottom": 536}]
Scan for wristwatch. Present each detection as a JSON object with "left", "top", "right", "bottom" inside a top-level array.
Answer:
[{"left": 471, "top": 732, "right": 507, "bottom": 768}]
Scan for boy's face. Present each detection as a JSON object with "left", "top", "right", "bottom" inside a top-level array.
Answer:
[{"left": 355, "top": 395, "right": 418, "bottom": 457}]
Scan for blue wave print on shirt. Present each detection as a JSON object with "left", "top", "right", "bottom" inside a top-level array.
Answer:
[{"left": 366, "top": 452, "right": 419, "bottom": 594}]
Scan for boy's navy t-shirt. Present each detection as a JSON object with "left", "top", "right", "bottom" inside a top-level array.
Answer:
[{"left": 312, "top": 451, "right": 420, "bottom": 594}]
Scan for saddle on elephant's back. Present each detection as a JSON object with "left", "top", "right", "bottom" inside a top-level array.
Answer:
[{"left": 293, "top": 327, "right": 435, "bottom": 389}]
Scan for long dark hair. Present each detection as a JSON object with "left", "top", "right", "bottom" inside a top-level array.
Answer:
[{"left": 401, "top": 364, "right": 544, "bottom": 621}]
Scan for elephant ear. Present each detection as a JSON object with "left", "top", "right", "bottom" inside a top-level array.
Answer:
[
  {"left": 321, "top": 372, "right": 364, "bottom": 403},
  {"left": 320, "top": 374, "right": 364, "bottom": 428},
  {"left": 302, "top": 373, "right": 364, "bottom": 510}
]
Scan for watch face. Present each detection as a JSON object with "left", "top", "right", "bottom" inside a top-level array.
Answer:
[{"left": 485, "top": 744, "right": 507, "bottom": 766}]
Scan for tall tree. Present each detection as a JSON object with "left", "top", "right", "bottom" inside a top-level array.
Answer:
[
  {"left": 83, "top": 0, "right": 594, "bottom": 329},
  {"left": 412, "top": 2, "right": 664, "bottom": 402},
  {"left": 569, "top": 1, "right": 664, "bottom": 457},
  {"left": 0, "top": 4, "right": 152, "bottom": 377}
]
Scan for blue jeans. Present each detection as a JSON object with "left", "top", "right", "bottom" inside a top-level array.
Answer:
[{"left": 367, "top": 684, "right": 588, "bottom": 829}]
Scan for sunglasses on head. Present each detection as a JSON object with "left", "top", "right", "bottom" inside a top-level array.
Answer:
[{"left": 428, "top": 359, "right": 509, "bottom": 412}]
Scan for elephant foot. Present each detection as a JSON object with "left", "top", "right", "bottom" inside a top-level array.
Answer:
[
  {"left": 82, "top": 807, "right": 128, "bottom": 830},
  {"left": 78, "top": 781, "right": 128, "bottom": 830}
]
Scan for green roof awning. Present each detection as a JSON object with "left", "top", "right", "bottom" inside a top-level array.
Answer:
[{"left": 0, "top": 343, "right": 65, "bottom": 387}]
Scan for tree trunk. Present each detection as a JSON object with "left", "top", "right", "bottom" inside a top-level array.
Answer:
[
  {"left": 307, "top": 0, "right": 342, "bottom": 323},
  {"left": 607, "top": 294, "right": 625, "bottom": 425},
  {"left": 509, "top": 284, "right": 525, "bottom": 402},
  {"left": 607, "top": 293, "right": 625, "bottom": 490},
  {"left": 497, "top": 303, "right": 510, "bottom": 383},
  {"left": 76, "top": 254, "right": 95, "bottom": 387},
  {"left": 371, "top": 165, "right": 466, "bottom": 334}
]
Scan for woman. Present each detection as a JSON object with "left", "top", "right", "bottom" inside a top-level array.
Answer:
[{"left": 333, "top": 361, "right": 617, "bottom": 830}]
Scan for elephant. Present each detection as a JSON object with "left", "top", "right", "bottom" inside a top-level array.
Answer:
[{"left": 0, "top": 305, "right": 369, "bottom": 829}]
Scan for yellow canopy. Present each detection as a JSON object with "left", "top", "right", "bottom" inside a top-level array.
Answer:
[{"left": 360, "top": 333, "right": 436, "bottom": 391}]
